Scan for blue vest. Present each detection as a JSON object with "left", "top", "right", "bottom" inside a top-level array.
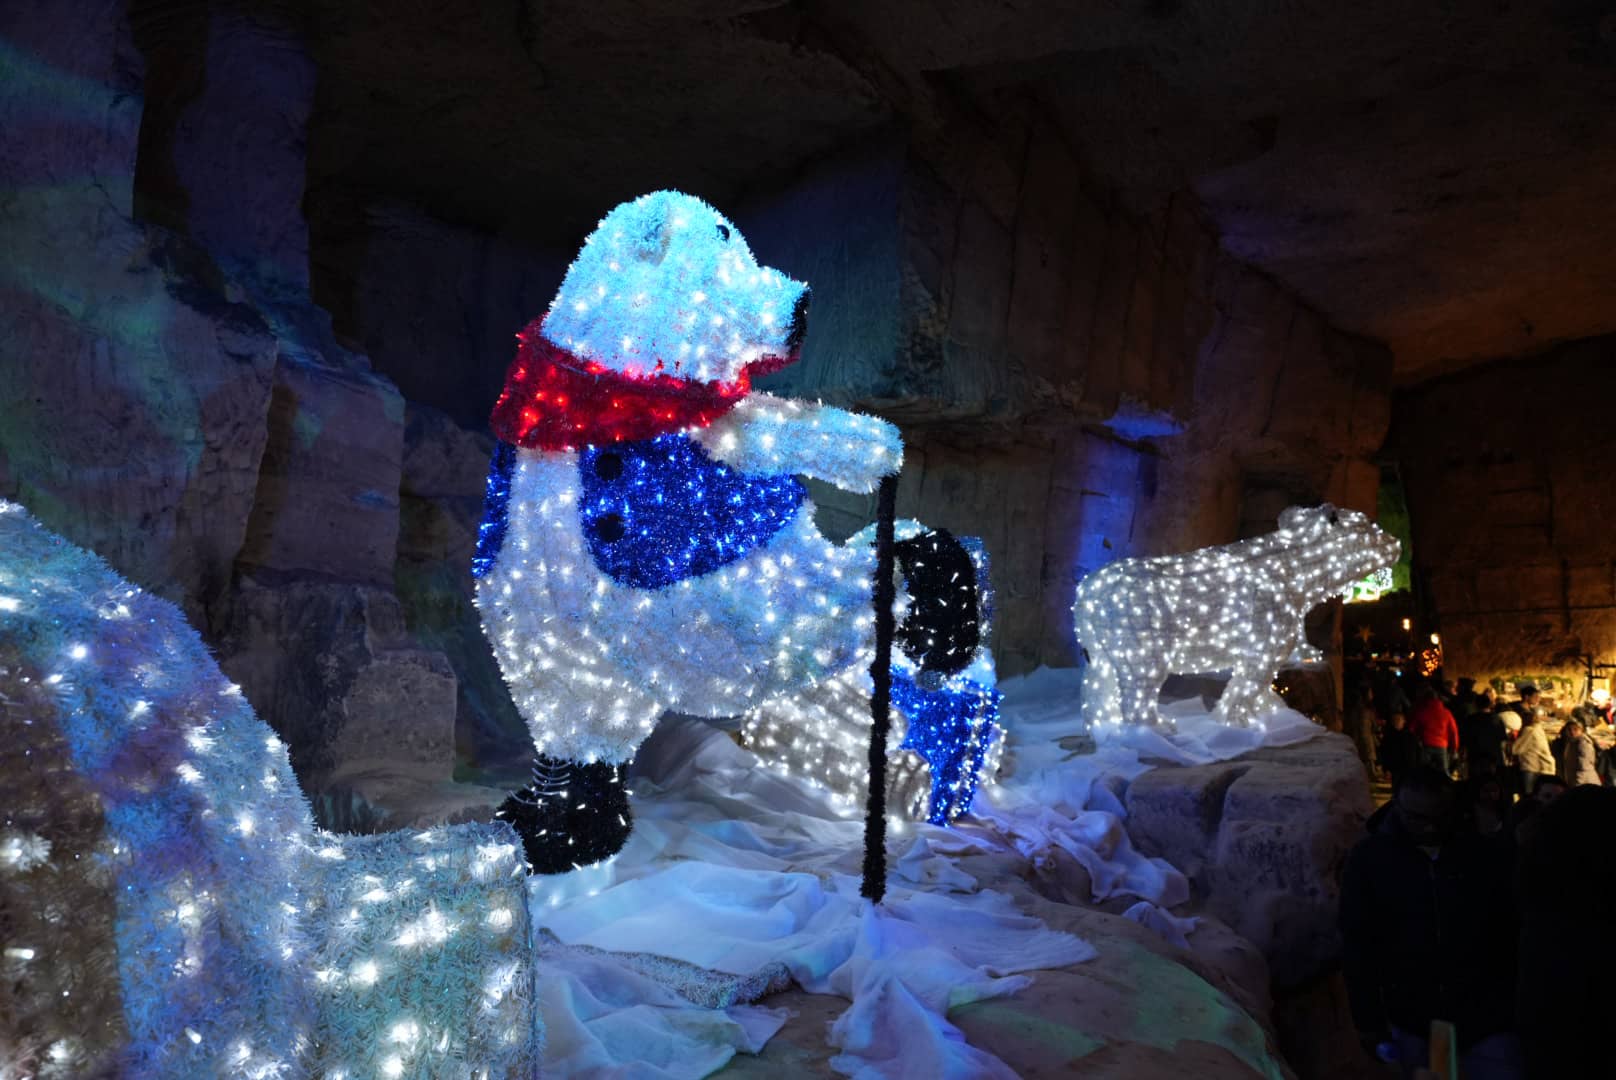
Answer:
[{"left": 576, "top": 434, "right": 806, "bottom": 590}]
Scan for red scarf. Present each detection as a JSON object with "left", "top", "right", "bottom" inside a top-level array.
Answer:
[{"left": 490, "top": 319, "right": 796, "bottom": 451}]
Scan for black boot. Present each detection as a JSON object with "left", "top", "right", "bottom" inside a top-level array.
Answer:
[
  {"left": 894, "top": 529, "right": 982, "bottom": 676},
  {"left": 497, "top": 755, "right": 632, "bottom": 874}
]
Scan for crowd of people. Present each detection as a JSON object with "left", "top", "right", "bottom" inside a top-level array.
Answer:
[
  {"left": 1337, "top": 672, "right": 1616, "bottom": 1078},
  {"left": 1344, "top": 675, "right": 1614, "bottom": 797}
]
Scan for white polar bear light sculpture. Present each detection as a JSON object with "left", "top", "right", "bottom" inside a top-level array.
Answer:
[
  {"left": 1072, "top": 504, "right": 1400, "bottom": 729},
  {"left": 473, "top": 191, "right": 1001, "bottom": 873}
]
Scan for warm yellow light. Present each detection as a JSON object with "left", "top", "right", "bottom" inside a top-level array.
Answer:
[
  {"left": 1430, "top": 633, "right": 1440, "bottom": 645},
  {"left": 1401, "top": 618, "right": 1412, "bottom": 631}
]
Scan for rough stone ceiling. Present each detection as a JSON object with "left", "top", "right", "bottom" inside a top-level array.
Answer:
[
  {"left": 301, "top": 0, "right": 1616, "bottom": 383},
  {"left": 305, "top": 2, "right": 887, "bottom": 244}
]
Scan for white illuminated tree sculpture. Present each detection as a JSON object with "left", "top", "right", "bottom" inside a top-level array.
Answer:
[
  {"left": 472, "top": 191, "right": 1003, "bottom": 873},
  {"left": 1072, "top": 504, "right": 1401, "bottom": 729}
]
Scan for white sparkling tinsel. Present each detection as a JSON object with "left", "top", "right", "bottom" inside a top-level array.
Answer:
[{"left": 0, "top": 501, "right": 541, "bottom": 1079}]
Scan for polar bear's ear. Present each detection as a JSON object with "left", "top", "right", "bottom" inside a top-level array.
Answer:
[{"left": 1277, "top": 505, "right": 1309, "bottom": 531}]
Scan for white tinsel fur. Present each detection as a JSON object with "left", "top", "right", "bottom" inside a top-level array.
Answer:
[
  {"left": 692, "top": 392, "right": 903, "bottom": 494},
  {"left": 481, "top": 449, "right": 880, "bottom": 765},
  {"left": 538, "top": 190, "right": 807, "bottom": 384},
  {"left": 0, "top": 501, "right": 541, "bottom": 1079}
]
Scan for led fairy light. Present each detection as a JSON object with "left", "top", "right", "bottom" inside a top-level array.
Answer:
[
  {"left": 1072, "top": 504, "right": 1400, "bottom": 729},
  {"left": 0, "top": 501, "right": 541, "bottom": 1078},
  {"left": 474, "top": 191, "right": 1005, "bottom": 871},
  {"left": 740, "top": 526, "right": 1004, "bottom": 824}
]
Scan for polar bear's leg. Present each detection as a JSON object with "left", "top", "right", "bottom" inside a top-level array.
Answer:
[
  {"left": 1116, "top": 658, "right": 1169, "bottom": 726},
  {"left": 740, "top": 672, "right": 932, "bottom": 820},
  {"left": 1287, "top": 628, "right": 1325, "bottom": 666},
  {"left": 1079, "top": 654, "right": 1126, "bottom": 728},
  {"left": 889, "top": 673, "right": 1003, "bottom": 823},
  {"left": 1215, "top": 657, "right": 1289, "bottom": 727}
]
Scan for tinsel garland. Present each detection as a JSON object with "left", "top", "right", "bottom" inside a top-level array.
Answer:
[
  {"left": 893, "top": 671, "right": 1002, "bottom": 824},
  {"left": 861, "top": 475, "right": 899, "bottom": 904},
  {"left": 498, "top": 755, "right": 632, "bottom": 875},
  {"left": 578, "top": 434, "right": 806, "bottom": 589},
  {"left": 470, "top": 441, "right": 518, "bottom": 580},
  {"left": 489, "top": 329, "right": 785, "bottom": 451},
  {"left": 0, "top": 643, "right": 126, "bottom": 1077},
  {"left": 0, "top": 501, "right": 542, "bottom": 1078}
]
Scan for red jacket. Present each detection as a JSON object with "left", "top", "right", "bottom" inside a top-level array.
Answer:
[{"left": 1410, "top": 698, "right": 1460, "bottom": 751}]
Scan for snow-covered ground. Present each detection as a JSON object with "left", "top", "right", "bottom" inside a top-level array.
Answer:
[{"left": 528, "top": 668, "right": 1322, "bottom": 1077}]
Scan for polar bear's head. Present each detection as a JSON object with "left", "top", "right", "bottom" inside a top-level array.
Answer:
[
  {"left": 1276, "top": 503, "right": 1402, "bottom": 591},
  {"left": 538, "top": 190, "right": 809, "bottom": 385}
]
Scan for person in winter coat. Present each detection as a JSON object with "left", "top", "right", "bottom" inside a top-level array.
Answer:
[
  {"left": 1345, "top": 678, "right": 1378, "bottom": 777},
  {"left": 1382, "top": 674, "right": 1413, "bottom": 721},
  {"left": 1559, "top": 720, "right": 1602, "bottom": 787},
  {"left": 1340, "top": 767, "right": 1521, "bottom": 1074},
  {"left": 1511, "top": 711, "right": 1557, "bottom": 796},
  {"left": 1462, "top": 701, "right": 1510, "bottom": 780},
  {"left": 1516, "top": 785, "right": 1616, "bottom": 1077},
  {"left": 1509, "top": 683, "right": 1541, "bottom": 725},
  {"left": 1410, "top": 682, "right": 1461, "bottom": 775},
  {"left": 1379, "top": 711, "right": 1419, "bottom": 793}
]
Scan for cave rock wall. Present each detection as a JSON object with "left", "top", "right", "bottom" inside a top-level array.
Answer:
[
  {"left": 0, "top": 1, "right": 524, "bottom": 829},
  {"left": 1394, "top": 340, "right": 1616, "bottom": 690}
]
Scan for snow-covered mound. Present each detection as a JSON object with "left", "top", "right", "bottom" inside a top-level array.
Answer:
[{"left": 527, "top": 691, "right": 1297, "bottom": 1078}]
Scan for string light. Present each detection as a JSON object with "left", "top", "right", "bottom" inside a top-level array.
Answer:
[
  {"left": 0, "top": 501, "right": 541, "bottom": 1077},
  {"left": 474, "top": 191, "right": 1004, "bottom": 869},
  {"left": 891, "top": 673, "right": 1001, "bottom": 823},
  {"left": 470, "top": 441, "right": 517, "bottom": 580},
  {"left": 740, "top": 527, "right": 1004, "bottom": 824},
  {"left": 1072, "top": 504, "right": 1400, "bottom": 728},
  {"left": 496, "top": 755, "right": 632, "bottom": 875},
  {"left": 893, "top": 529, "right": 982, "bottom": 675},
  {"left": 1342, "top": 565, "right": 1394, "bottom": 604}
]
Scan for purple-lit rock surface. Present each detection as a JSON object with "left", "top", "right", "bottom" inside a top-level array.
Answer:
[{"left": 1126, "top": 733, "right": 1372, "bottom": 987}]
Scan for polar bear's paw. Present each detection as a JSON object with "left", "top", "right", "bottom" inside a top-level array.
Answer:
[{"left": 498, "top": 755, "right": 632, "bottom": 874}]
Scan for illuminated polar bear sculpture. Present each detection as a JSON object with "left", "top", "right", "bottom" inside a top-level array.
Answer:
[
  {"left": 1072, "top": 504, "right": 1400, "bottom": 729},
  {"left": 473, "top": 191, "right": 1001, "bottom": 873}
]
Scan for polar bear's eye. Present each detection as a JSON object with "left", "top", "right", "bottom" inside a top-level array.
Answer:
[
  {"left": 1328, "top": 511, "right": 1340, "bottom": 526},
  {"left": 716, "top": 224, "right": 731, "bottom": 241}
]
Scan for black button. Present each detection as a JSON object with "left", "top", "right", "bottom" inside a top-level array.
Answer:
[
  {"left": 594, "top": 513, "right": 625, "bottom": 542},
  {"left": 594, "top": 452, "right": 624, "bottom": 481}
]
